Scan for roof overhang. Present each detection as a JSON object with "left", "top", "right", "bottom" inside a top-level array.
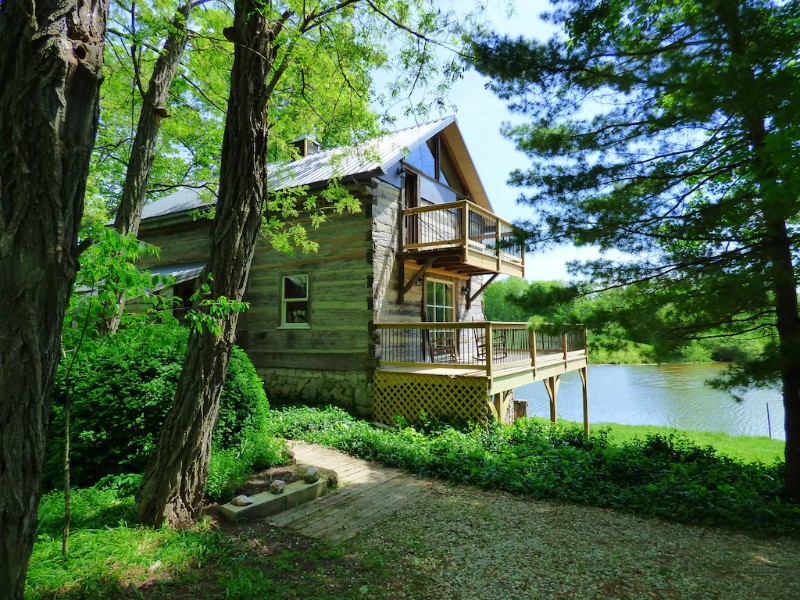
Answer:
[{"left": 147, "top": 261, "right": 206, "bottom": 288}]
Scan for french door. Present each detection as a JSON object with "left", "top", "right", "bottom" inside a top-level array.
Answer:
[{"left": 425, "top": 279, "right": 454, "bottom": 323}]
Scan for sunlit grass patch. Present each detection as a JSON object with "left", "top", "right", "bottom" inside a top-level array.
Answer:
[
  {"left": 27, "top": 522, "right": 222, "bottom": 598},
  {"left": 594, "top": 422, "right": 785, "bottom": 465}
]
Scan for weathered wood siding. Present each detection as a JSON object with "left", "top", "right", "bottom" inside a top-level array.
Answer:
[
  {"left": 136, "top": 194, "right": 375, "bottom": 415},
  {"left": 243, "top": 193, "right": 374, "bottom": 414},
  {"left": 137, "top": 217, "right": 212, "bottom": 269}
]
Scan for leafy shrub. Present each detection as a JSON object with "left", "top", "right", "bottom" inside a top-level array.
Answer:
[
  {"left": 268, "top": 406, "right": 800, "bottom": 536},
  {"left": 670, "top": 342, "right": 713, "bottom": 363},
  {"left": 45, "top": 321, "right": 270, "bottom": 489},
  {"left": 710, "top": 345, "right": 750, "bottom": 363}
]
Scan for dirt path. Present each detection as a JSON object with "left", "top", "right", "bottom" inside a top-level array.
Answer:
[{"left": 257, "top": 442, "right": 800, "bottom": 599}]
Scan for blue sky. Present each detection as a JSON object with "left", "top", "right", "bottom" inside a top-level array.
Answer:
[{"left": 389, "top": 0, "right": 597, "bottom": 281}]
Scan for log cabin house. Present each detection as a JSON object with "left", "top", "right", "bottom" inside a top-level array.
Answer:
[{"left": 137, "top": 116, "right": 589, "bottom": 428}]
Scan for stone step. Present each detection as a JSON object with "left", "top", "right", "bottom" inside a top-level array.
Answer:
[{"left": 219, "top": 477, "right": 329, "bottom": 523}]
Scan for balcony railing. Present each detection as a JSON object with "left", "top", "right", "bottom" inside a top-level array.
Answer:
[
  {"left": 402, "top": 201, "right": 524, "bottom": 275},
  {"left": 375, "top": 322, "right": 587, "bottom": 376}
]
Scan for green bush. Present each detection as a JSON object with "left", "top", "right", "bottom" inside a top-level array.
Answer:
[
  {"left": 670, "top": 342, "right": 713, "bottom": 363},
  {"left": 268, "top": 406, "right": 800, "bottom": 536},
  {"left": 45, "top": 321, "right": 270, "bottom": 490}
]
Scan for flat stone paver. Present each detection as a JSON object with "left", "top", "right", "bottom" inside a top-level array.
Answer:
[{"left": 269, "top": 441, "right": 431, "bottom": 542}]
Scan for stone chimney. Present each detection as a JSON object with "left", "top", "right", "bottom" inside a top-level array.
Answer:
[{"left": 290, "top": 135, "right": 321, "bottom": 158}]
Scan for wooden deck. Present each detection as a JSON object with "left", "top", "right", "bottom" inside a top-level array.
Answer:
[
  {"left": 377, "top": 349, "right": 588, "bottom": 394},
  {"left": 402, "top": 199, "right": 525, "bottom": 278},
  {"left": 268, "top": 441, "right": 431, "bottom": 542},
  {"left": 373, "top": 323, "right": 590, "bottom": 430}
]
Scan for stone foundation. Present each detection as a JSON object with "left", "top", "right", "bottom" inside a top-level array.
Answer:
[{"left": 258, "top": 367, "right": 372, "bottom": 416}]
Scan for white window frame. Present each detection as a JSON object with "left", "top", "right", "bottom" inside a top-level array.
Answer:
[
  {"left": 425, "top": 278, "right": 455, "bottom": 323},
  {"left": 280, "top": 274, "right": 310, "bottom": 329}
]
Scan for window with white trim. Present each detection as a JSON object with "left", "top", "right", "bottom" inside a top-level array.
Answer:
[
  {"left": 425, "top": 279, "right": 455, "bottom": 323},
  {"left": 281, "top": 274, "right": 309, "bottom": 327}
]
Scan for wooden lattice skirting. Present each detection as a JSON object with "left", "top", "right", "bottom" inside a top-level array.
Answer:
[{"left": 372, "top": 371, "right": 489, "bottom": 427}]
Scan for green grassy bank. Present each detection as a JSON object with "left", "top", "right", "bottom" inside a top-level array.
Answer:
[{"left": 595, "top": 422, "right": 784, "bottom": 465}]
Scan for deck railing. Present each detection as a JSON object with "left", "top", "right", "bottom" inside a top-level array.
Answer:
[
  {"left": 403, "top": 200, "right": 524, "bottom": 267},
  {"left": 375, "top": 322, "right": 587, "bottom": 376}
]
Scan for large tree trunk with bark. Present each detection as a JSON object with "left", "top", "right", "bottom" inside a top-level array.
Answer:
[
  {"left": 718, "top": 7, "right": 800, "bottom": 501},
  {"left": 0, "top": 0, "right": 108, "bottom": 596},
  {"left": 137, "top": 0, "right": 272, "bottom": 528},
  {"left": 764, "top": 219, "right": 800, "bottom": 499},
  {"left": 102, "top": 1, "right": 193, "bottom": 334}
]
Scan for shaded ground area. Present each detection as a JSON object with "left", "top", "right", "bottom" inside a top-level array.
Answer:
[{"left": 27, "top": 441, "right": 800, "bottom": 599}]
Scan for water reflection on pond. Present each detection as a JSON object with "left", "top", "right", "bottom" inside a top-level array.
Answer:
[{"left": 516, "top": 363, "right": 784, "bottom": 440}]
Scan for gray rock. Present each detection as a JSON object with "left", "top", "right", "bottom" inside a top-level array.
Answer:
[
  {"left": 304, "top": 466, "right": 320, "bottom": 483},
  {"left": 231, "top": 495, "right": 253, "bottom": 507},
  {"left": 270, "top": 480, "right": 286, "bottom": 494},
  {"left": 319, "top": 468, "right": 338, "bottom": 489}
]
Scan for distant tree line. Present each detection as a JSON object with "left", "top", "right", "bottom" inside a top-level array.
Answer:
[{"left": 483, "top": 278, "right": 770, "bottom": 365}]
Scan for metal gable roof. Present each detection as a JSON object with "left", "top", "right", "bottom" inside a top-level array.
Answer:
[
  {"left": 140, "top": 187, "right": 212, "bottom": 220},
  {"left": 270, "top": 115, "right": 455, "bottom": 190},
  {"left": 140, "top": 115, "right": 490, "bottom": 221}
]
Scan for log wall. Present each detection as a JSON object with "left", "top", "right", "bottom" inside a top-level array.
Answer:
[{"left": 136, "top": 176, "right": 490, "bottom": 418}]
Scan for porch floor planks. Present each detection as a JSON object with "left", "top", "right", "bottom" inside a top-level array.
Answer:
[{"left": 269, "top": 441, "right": 431, "bottom": 540}]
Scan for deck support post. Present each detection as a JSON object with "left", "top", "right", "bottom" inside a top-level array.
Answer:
[
  {"left": 489, "top": 391, "right": 512, "bottom": 424},
  {"left": 485, "top": 321, "right": 494, "bottom": 378},
  {"left": 579, "top": 367, "right": 589, "bottom": 435},
  {"left": 495, "top": 214, "right": 502, "bottom": 272},
  {"left": 490, "top": 392, "right": 503, "bottom": 423},
  {"left": 461, "top": 199, "right": 469, "bottom": 251},
  {"left": 543, "top": 375, "right": 560, "bottom": 424}
]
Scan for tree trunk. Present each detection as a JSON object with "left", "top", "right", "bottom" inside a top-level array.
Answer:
[
  {"left": 764, "top": 218, "right": 800, "bottom": 499},
  {"left": 0, "top": 0, "right": 108, "bottom": 596},
  {"left": 718, "top": 8, "right": 800, "bottom": 501},
  {"left": 137, "top": 0, "right": 272, "bottom": 528},
  {"left": 102, "top": 1, "right": 193, "bottom": 334}
]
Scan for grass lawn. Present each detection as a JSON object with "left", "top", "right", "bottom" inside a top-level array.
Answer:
[{"left": 592, "top": 422, "right": 785, "bottom": 465}]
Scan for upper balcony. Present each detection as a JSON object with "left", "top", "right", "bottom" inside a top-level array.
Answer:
[{"left": 401, "top": 200, "right": 525, "bottom": 278}]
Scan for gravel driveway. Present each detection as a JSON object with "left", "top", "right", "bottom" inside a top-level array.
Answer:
[{"left": 352, "top": 482, "right": 800, "bottom": 600}]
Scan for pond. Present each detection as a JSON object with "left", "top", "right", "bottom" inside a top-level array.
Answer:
[{"left": 516, "top": 363, "right": 785, "bottom": 440}]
